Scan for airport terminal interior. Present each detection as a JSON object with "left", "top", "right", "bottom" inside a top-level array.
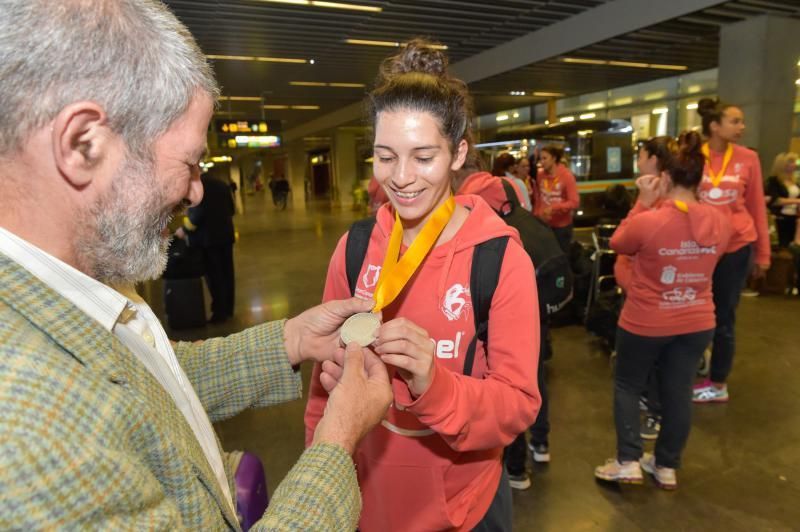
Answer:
[{"left": 142, "top": 1, "right": 800, "bottom": 530}]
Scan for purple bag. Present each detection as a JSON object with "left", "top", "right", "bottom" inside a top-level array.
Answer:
[{"left": 234, "top": 452, "right": 269, "bottom": 531}]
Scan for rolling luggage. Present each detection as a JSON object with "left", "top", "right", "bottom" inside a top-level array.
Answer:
[
  {"left": 760, "top": 249, "right": 796, "bottom": 295},
  {"left": 164, "top": 277, "right": 206, "bottom": 329}
]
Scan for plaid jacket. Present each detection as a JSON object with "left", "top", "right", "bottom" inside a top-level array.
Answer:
[{"left": 0, "top": 253, "right": 360, "bottom": 530}]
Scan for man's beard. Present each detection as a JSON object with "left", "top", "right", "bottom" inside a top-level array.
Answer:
[{"left": 76, "top": 156, "right": 185, "bottom": 285}]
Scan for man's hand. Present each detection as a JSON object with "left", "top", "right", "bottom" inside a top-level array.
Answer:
[
  {"left": 313, "top": 343, "right": 392, "bottom": 454},
  {"left": 284, "top": 298, "right": 374, "bottom": 366}
]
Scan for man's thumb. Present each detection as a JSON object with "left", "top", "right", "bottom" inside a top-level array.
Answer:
[{"left": 343, "top": 342, "right": 365, "bottom": 380}]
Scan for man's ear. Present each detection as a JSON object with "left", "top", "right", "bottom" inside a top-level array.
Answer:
[{"left": 51, "top": 102, "right": 113, "bottom": 188}]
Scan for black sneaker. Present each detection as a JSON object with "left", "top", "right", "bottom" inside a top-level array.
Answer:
[
  {"left": 507, "top": 471, "right": 531, "bottom": 490},
  {"left": 640, "top": 416, "right": 661, "bottom": 440}
]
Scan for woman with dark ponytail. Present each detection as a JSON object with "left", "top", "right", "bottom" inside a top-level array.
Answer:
[
  {"left": 595, "top": 131, "right": 730, "bottom": 490},
  {"left": 305, "top": 39, "right": 540, "bottom": 531},
  {"left": 692, "top": 98, "right": 769, "bottom": 404}
]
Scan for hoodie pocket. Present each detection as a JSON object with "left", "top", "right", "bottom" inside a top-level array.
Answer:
[{"left": 357, "top": 453, "right": 457, "bottom": 531}]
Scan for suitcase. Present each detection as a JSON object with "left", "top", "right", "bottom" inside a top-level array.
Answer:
[
  {"left": 235, "top": 452, "right": 270, "bottom": 531},
  {"left": 164, "top": 277, "right": 206, "bottom": 329},
  {"left": 760, "top": 249, "right": 796, "bottom": 295}
]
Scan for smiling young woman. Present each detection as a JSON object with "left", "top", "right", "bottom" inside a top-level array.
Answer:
[{"left": 304, "top": 39, "right": 541, "bottom": 531}]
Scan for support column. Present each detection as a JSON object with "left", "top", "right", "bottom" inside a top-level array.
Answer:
[
  {"left": 718, "top": 15, "right": 800, "bottom": 175},
  {"left": 286, "top": 141, "right": 308, "bottom": 209},
  {"left": 332, "top": 128, "right": 358, "bottom": 208}
]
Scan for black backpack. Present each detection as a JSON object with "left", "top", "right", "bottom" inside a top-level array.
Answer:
[
  {"left": 496, "top": 179, "right": 573, "bottom": 316},
  {"left": 344, "top": 219, "right": 507, "bottom": 377}
]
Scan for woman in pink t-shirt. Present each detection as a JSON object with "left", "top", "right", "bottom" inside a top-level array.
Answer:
[
  {"left": 533, "top": 145, "right": 579, "bottom": 253},
  {"left": 692, "top": 99, "right": 769, "bottom": 404},
  {"left": 594, "top": 132, "right": 730, "bottom": 490}
]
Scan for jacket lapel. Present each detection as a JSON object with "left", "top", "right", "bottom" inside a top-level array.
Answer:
[{"left": 0, "top": 255, "right": 239, "bottom": 530}]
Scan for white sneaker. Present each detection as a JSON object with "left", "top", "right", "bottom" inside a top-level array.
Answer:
[
  {"left": 594, "top": 458, "right": 643, "bottom": 484},
  {"left": 692, "top": 381, "right": 729, "bottom": 403},
  {"left": 640, "top": 453, "right": 677, "bottom": 490},
  {"left": 528, "top": 442, "right": 551, "bottom": 463}
]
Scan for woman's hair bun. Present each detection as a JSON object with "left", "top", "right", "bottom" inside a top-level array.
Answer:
[
  {"left": 379, "top": 38, "right": 448, "bottom": 80},
  {"left": 696, "top": 98, "right": 718, "bottom": 118}
]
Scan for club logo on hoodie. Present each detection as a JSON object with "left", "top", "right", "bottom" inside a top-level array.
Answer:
[
  {"left": 362, "top": 264, "right": 381, "bottom": 288},
  {"left": 442, "top": 283, "right": 471, "bottom": 321}
]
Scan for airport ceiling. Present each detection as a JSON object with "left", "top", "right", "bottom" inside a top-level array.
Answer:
[{"left": 164, "top": 0, "right": 800, "bottom": 132}]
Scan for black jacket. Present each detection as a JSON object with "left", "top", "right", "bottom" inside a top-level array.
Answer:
[{"left": 187, "top": 174, "right": 235, "bottom": 247}]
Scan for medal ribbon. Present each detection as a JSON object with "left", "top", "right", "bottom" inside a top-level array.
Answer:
[
  {"left": 701, "top": 143, "right": 734, "bottom": 188},
  {"left": 542, "top": 175, "right": 559, "bottom": 192},
  {"left": 674, "top": 200, "right": 689, "bottom": 213},
  {"left": 372, "top": 196, "right": 456, "bottom": 312}
]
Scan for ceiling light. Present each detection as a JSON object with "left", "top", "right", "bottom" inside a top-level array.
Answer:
[
  {"left": 579, "top": 113, "right": 596, "bottom": 119},
  {"left": 328, "top": 82, "right": 365, "bottom": 88},
  {"left": 687, "top": 85, "right": 702, "bottom": 94},
  {"left": 345, "top": 39, "right": 447, "bottom": 50},
  {"left": 614, "top": 97, "right": 633, "bottom": 106},
  {"left": 510, "top": 90, "right": 526, "bottom": 96},
  {"left": 496, "top": 114, "right": 509, "bottom": 122},
  {"left": 258, "top": 0, "right": 382, "bottom": 12},
  {"left": 608, "top": 60, "right": 649, "bottom": 68},
  {"left": 533, "top": 91, "right": 565, "bottom": 97},
  {"left": 219, "top": 96, "right": 263, "bottom": 101},
  {"left": 207, "top": 54, "right": 308, "bottom": 64},
  {"left": 650, "top": 64, "right": 688, "bottom": 71},
  {"left": 587, "top": 102, "right": 605, "bottom": 110},
  {"left": 559, "top": 116, "right": 575, "bottom": 123},
  {"left": 563, "top": 57, "right": 607, "bottom": 65},
  {"left": 512, "top": 112, "right": 520, "bottom": 118},
  {"left": 311, "top": 1, "right": 382, "bottom": 12},
  {"left": 796, "top": 78, "right": 800, "bottom": 85},
  {"left": 291, "top": 105, "right": 320, "bottom": 110},
  {"left": 562, "top": 57, "right": 687, "bottom": 71},
  {"left": 544, "top": 120, "right": 550, "bottom": 125},
  {"left": 644, "top": 91, "right": 667, "bottom": 101},
  {"left": 686, "top": 102, "right": 698, "bottom": 110},
  {"left": 345, "top": 38, "right": 400, "bottom": 47},
  {"left": 290, "top": 81, "right": 327, "bottom": 87},
  {"left": 652, "top": 107, "right": 669, "bottom": 115},
  {"left": 263, "top": 105, "right": 289, "bottom": 109}
]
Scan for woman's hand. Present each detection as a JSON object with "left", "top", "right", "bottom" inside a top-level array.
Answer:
[
  {"left": 636, "top": 174, "right": 663, "bottom": 208},
  {"left": 373, "top": 317, "right": 435, "bottom": 398}
]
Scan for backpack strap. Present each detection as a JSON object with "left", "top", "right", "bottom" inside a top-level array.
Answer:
[
  {"left": 463, "top": 236, "right": 509, "bottom": 377},
  {"left": 345, "top": 217, "right": 377, "bottom": 296},
  {"left": 499, "top": 177, "right": 522, "bottom": 214}
]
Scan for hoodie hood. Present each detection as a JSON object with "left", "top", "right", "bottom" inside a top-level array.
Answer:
[
  {"left": 456, "top": 171, "right": 510, "bottom": 212},
  {"left": 673, "top": 201, "right": 727, "bottom": 248},
  {"left": 374, "top": 194, "right": 523, "bottom": 302}
]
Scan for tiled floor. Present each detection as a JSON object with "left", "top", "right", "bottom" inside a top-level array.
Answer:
[{"left": 146, "top": 191, "right": 800, "bottom": 531}]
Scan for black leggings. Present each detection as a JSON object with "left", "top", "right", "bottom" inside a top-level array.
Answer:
[{"left": 614, "top": 327, "right": 714, "bottom": 469}]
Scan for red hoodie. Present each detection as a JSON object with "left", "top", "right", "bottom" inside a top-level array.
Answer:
[
  {"left": 533, "top": 164, "right": 579, "bottom": 228},
  {"left": 456, "top": 171, "right": 527, "bottom": 211},
  {"left": 305, "top": 195, "right": 540, "bottom": 532},
  {"left": 611, "top": 200, "right": 731, "bottom": 337},
  {"left": 698, "top": 144, "right": 769, "bottom": 266}
]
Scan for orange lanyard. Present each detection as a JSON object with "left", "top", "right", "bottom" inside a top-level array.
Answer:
[
  {"left": 701, "top": 143, "right": 733, "bottom": 187},
  {"left": 372, "top": 196, "right": 455, "bottom": 312},
  {"left": 542, "top": 174, "right": 559, "bottom": 192}
]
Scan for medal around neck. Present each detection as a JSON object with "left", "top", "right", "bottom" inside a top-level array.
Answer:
[
  {"left": 339, "top": 196, "right": 457, "bottom": 347},
  {"left": 340, "top": 312, "right": 382, "bottom": 347}
]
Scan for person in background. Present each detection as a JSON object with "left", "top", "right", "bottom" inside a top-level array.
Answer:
[
  {"left": 180, "top": 172, "right": 237, "bottom": 323},
  {"left": 595, "top": 132, "right": 730, "bottom": 490},
  {"left": 305, "top": 39, "right": 540, "bottom": 531},
  {"left": 514, "top": 155, "right": 534, "bottom": 200},
  {"left": 534, "top": 144, "right": 579, "bottom": 253},
  {"left": 692, "top": 98, "right": 770, "bottom": 404},
  {"left": 453, "top": 156, "right": 553, "bottom": 488},
  {"left": 0, "top": 1, "right": 392, "bottom": 529},
  {"left": 367, "top": 174, "right": 389, "bottom": 214},
  {"left": 493, "top": 152, "right": 532, "bottom": 211},
  {"left": 765, "top": 152, "right": 800, "bottom": 248}
]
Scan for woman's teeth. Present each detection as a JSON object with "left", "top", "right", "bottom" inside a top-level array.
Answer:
[{"left": 395, "top": 190, "right": 422, "bottom": 199}]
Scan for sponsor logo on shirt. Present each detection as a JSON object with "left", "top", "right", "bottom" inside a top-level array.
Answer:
[
  {"left": 658, "top": 240, "right": 717, "bottom": 257},
  {"left": 362, "top": 264, "right": 381, "bottom": 288},
  {"left": 660, "top": 265, "right": 677, "bottom": 284},
  {"left": 432, "top": 331, "right": 465, "bottom": 359}
]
